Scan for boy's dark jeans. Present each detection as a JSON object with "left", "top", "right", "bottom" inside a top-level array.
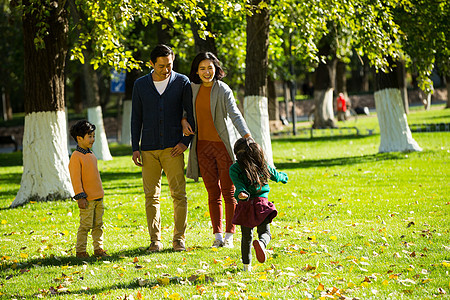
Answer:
[{"left": 240, "top": 217, "right": 272, "bottom": 265}]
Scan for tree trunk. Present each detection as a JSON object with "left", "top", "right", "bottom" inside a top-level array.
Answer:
[
  {"left": 313, "top": 43, "right": 337, "bottom": 129},
  {"left": 243, "top": 0, "right": 273, "bottom": 165},
  {"left": 11, "top": 0, "right": 73, "bottom": 208},
  {"left": 283, "top": 81, "right": 290, "bottom": 122},
  {"left": 191, "top": 20, "right": 218, "bottom": 55},
  {"left": 2, "top": 87, "right": 13, "bottom": 121},
  {"left": 82, "top": 59, "right": 113, "bottom": 161},
  {"left": 267, "top": 75, "right": 278, "bottom": 121},
  {"left": 374, "top": 60, "right": 421, "bottom": 153},
  {"left": 121, "top": 66, "right": 141, "bottom": 146},
  {"left": 72, "top": 75, "right": 83, "bottom": 114},
  {"left": 397, "top": 60, "right": 409, "bottom": 114},
  {"left": 446, "top": 75, "right": 450, "bottom": 109},
  {"left": 362, "top": 57, "right": 371, "bottom": 92}
]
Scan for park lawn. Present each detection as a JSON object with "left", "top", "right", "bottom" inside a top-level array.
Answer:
[{"left": 0, "top": 107, "right": 449, "bottom": 299}]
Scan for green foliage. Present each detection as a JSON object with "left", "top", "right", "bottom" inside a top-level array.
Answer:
[
  {"left": 394, "top": 0, "right": 450, "bottom": 92},
  {"left": 10, "top": 0, "right": 448, "bottom": 96}
]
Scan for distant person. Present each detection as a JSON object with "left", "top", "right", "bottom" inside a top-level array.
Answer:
[
  {"left": 131, "top": 44, "right": 194, "bottom": 252},
  {"left": 69, "top": 120, "right": 108, "bottom": 258},
  {"left": 182, "top": 52, "right": 252, "bottom": 248},
  {"left": 337, "top": 93, "right": 347, "bottom": 121},
  {"left": 229, "top": 137, "right": 288, "bottom": 272}
]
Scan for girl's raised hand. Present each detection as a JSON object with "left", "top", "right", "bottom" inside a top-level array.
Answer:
[{"left": 238, "top": 192, "right": 249, "bottom": 200}]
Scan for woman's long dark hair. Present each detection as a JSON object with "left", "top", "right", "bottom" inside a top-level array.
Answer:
[
  {"left": 189, "top": 52, "right": 226, "bottom": 84},
  {"left": 233, "top": 137, "right": 270, "bottom": 188}
]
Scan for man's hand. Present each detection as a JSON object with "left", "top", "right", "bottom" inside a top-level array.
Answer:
[
  {"left": 171, "top": 143, "right": 187, "bottom": 157},
  {"left": 132, "top": 150, "right": 143, "bottom": 166},
  {"left": 77, "top": 198, "right": 88, "bottom": 209}
]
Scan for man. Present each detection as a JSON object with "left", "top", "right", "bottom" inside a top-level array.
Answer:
[{"left": 131, "top": 44, "right": 194, "bottom": 252}]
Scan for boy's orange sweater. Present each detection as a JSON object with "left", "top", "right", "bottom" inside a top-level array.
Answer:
[{"left": 68, "top": 150, "right": 104, "bottom": 201}]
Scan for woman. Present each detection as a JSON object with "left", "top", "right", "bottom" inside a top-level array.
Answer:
[{"left": 183, "top": 52, "right": 251, "bottom": 248}]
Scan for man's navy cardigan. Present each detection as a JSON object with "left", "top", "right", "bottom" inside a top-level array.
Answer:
[{"left": 131, "top": 71, "right": 195, "bottom": 152}]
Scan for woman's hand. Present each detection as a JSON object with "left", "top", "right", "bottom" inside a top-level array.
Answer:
[{"left": 181, "top": 118, "right": 195, "bottom": 136}]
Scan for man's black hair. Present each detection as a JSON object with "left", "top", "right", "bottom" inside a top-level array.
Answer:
[
  {"left": 70, "top": 120, "right": 96, "bottom": 142},
  {"left": 150, "top": 44, "right": 174, "bottom": 64}
]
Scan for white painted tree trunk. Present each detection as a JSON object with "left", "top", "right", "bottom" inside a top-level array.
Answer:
[
  {"left": 10, "top": 111, "right": 73, "bottom": 208},
  {"left": 65, "top": 108, "right": 72, "bottom": 155},
  {"left": 120, "top": 100, "right": 132, "bottom": 145},
  {"left": 87, "top": 106, "right": 113, "bottom": 161},
  {"left": 243, "top": 95, "right": 273, "bottom": 166},
  {"left": 313, "top": 88, "right": 336, "bottom": 128},
  {"left": 375, "top": 88, "right": 422, "bottom": 153}
]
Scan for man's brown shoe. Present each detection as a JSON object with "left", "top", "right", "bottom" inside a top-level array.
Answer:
[
  {"left": 173, "top": 240, "right": 186, "bottom": 252},
  {"left": 94, "top": 249, "right": 109, "bottom": 257},
  {"left": 76, "top": 251, "right": 90, "bottom": 258},
  {"left": 147, "top": 241, "right": 163, "bottom": 252}
]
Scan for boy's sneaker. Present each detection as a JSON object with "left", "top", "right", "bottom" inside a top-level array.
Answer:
[
  {"left": 212, "top": 239, "right": 224, "bottom": 248},
  {"left": 76, "top": 252, "right": 90, "bottom": 258},
  {"left": 94, "top": 249, "right": 109, "bottom": 257},
  {"left": 147, "top": 241, "right": 163, "bottom": 252},
  {"left": 253, "top": 240, "right": 266, "bottom": 263},
  {"left": 243, "top": 264, "right": 252, "bottom": 272},
  {"left": 223, "top": 238, "right": 234, "bottom": 248},
  {"left": 173, "top": 240, "right": 186, "bottom": 252}
]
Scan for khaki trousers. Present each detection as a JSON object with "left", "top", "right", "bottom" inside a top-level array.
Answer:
[
  {"left": 142, "top": 149, "right": 187, "bottom": 243},
  {"left": 76, "top": 199, "right": 104, "bottom": 253}
]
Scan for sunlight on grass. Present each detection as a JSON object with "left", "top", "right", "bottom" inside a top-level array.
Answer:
[{"left": 0, "top": 108, "right": 449, "bottom": 299}]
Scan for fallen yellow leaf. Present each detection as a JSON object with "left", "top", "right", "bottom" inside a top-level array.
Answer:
[
  {"left": 330, "top": 236, "right": 337, "bottom": 241},
  {"left": 157, "top": 277, "right": 170, "bottom": 285},
  {"left": 317, "top": 283, "right": 324, "bottom": 291},
  {"left": 169, "top": 293, "right": 180, "bottom": 300}
]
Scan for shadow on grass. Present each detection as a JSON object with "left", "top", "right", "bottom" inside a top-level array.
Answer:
[
  {"left": 0, "top": 242, "right": 214, "bottom": 271},
  {"left": 0, "top": 152, "right": 22, "bottom": 167},
  {"left": 100, "top": 171, "right": 141, "bottom": 182},
  {"left": 275, "top": 152, "right": 409, "bottom": 170},
  {"left": 0, "top": 246, "right": 169, "bottom": 273},
  {"left": 272, "top": 134, "right": 373, "bottom": 143},
  {"left": 0, "top": 172, "right": 21, "bottom": 185}
]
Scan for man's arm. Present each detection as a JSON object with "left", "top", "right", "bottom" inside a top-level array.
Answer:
[{"left": 180, "top": 80, "right": 194, "bottom": 147}]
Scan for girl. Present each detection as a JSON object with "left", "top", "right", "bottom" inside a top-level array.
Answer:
[
  {"left": 182, "top": 52, "right": 252, "bottom": 248},
  {"left": 229, "top": 137, "right": 288, "bottom": 271}
]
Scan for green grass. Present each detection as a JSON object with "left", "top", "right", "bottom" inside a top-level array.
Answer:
[{"left": 1, "top": 107, "right": 449, "bottom": 299}]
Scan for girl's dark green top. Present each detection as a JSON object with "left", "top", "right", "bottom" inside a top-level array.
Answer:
[{"left": 229, "top": 163, "right": 288, "bottom": 201}]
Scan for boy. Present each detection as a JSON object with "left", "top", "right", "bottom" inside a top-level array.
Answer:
[{"left": 69, "top": 120, "right": 108, "bottom": 258}]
